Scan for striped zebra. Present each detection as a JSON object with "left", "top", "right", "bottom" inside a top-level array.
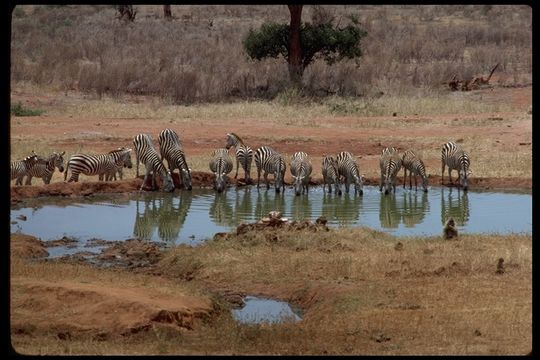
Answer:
[
  {"left": 290, "top": 151, "right": 312, "bottom": 196},
  {"left": 98, "top": 147, "right": 133, "bottom": 181},
  {"left": 254, "top": 146, "right": 286, "bottom": 193},
  {"left": 321, "top": 155, "right": 342, "bottom": 195},
  {"left": 209, "top": 148, "right": 233, "bottom": 193},
  {"left": 158, "top": 128, "right": 192, "bottom": 190},
  {"left": 11, "top": 153, "right": 39, "bottom": 186},
  {"left": 336, "top": 151, "right": 364, "bottom": 195},
  {"left": 379, "top": 147, "right": 402, "bottom": 195},
  {"left": 24, "top": 151, "right": 65, "bottom": 185},
  {"left": 225, "top": 132, "right": 253, "bottom": 181},
  {"left": 64, "top": 148, "right": 133, "bottom": 183},
  {"left": 401, "top": 149, "right": 429, "bottom": 192},
  {"left": 133, "top": 133, "right": 175, "bottom": 192},
  {"left": 441, "top": 141, "right": 471, "bottom": 191}
]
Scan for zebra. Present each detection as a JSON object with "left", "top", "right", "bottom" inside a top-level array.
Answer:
[
  {"left": 321, "top": 155, "right": 342, "bottom": 195},
  {"left": 133, "top": 133, "right": 175, "bottom": 192},
  {"left": 290, "top": 151, "right": 312, "bottom": 196},
  {"left": 254, "top": 146, "right": 286, "bottom": 193},
  {"left": 64, "top": 148, "right": 132, "bottom": 183},
  {"left": 336, "top": 151, "right": 364, "bottom": 195},
  {"left": 401, "top": 149, "right": 429, "bottom": 192},
  {"left": 98, "top": 147, "right": 133, "bottom": 181},
  {"left": 11, "top": 153, "right": 39, "bottom": 186},
  {"left": 441, "top": 141, "right": 471, "bottom": 191},
  {"left": 101, "top": 147, "right": 133, "bottom": 181},
  {"left": 209, "top": 148, "right": 233, "bottom": 193},
  {"left": 379, "top": 147, "right": 402, "bottom": 195},
  {"left": 158, "top": 128, "right": 192, "bottom": 190},
  {"left": 24, "top": 151, "right": 65, "bottom": 185},
  {"left": 225, "top": 132, "right": 253, "bottom": 181}
]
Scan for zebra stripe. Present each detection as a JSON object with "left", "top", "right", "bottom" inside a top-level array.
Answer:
[
  {"left": 321, "top": 155, "right": 342, "bottom": 195},
  {"left": 133, "top": 133, "right": 174, "bottom": 192},
  {"left": 158, "top": 128, "right": 192, "bottom": 190},
  {"left": 441, "top": 141, "right": 471, "bottom": 191},
  {"left": 24, "top": 151, "right": 65, "bottom": 185},
  {"left": 11, "top": 154, "right": 39, "bottom": 186},
  {"left": 379, "top": 147, "right": 402, "bottom": 194},
  {"left": 225, "top": 132, "right": 253, "bottom": 181},
  {"left": 101, "top": 148, "right": 133, "bottom": 181},
  {"left": 402, "top": 149, "right": 428, "bottom": 192},
  {"left": 209, "top": 148, "right": 233, "bottom": 193},
  {"left": 336, "top": 151, "right": 364, "bottom": 195},
  {"left": 290, "top": 151, "right": 312, "bottom": 196},
  {"left": 64, "top": 148, "right": 132, "bottom": 183},
  {"left": 254, "top": 146, "right": 286, "bottom": 193}
]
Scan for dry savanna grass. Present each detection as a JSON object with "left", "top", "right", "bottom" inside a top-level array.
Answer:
[{"left": 11, "top": 227, "right": 532, "bottom": 355}]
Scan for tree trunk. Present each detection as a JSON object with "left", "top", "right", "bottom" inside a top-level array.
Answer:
[
  {"left": 163, "top": 5, "right": 172, "bottom": 20},
  {"left": 287, "top": 5, "right": 303, "bottom": 87}
]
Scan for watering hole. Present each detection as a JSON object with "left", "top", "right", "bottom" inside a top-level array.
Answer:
[
  {"left": 11, "top": 186, "right": 531, "bottom": 256},
  {"left": 232, "top": 296, "right": 303, "bottom": 325}
]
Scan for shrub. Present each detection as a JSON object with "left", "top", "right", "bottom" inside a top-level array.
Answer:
[{"left": 10, "top": 102, "right": 45, "bottom": 116}]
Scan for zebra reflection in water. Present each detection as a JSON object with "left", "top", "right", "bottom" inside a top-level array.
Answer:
[
  {"left": 233, "top": 187, "right": 254, "bottom": 224},
  {"left": 322, "top": 192, "right": 363, "bottom": 227},
  {"left": 441, "top": 187, "right": 470, "bottom": 227},
  {"left": 133, "top": 194, "right": 192, "bottom": 243},
  {"left": 209, "top": 192, "right": 235, "bottom": 227},
  {"left": 290, "top": 191, "right": 313, "bottom": 220},
  {"left": 254, "top": 190, "right": 285, "bottom": 220},
  {"left": 379, "top": 192, "right": 401, "bottom": 229},
  {"left": 401, "top": 191, "right": 429, "bottom": 228}
]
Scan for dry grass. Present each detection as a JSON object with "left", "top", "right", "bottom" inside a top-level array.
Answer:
[{"left": 11, "top": 227, "right": 532, "bottom": 355}]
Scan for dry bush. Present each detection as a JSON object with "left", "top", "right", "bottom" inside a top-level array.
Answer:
[{"left": 10, "top": 5, "right": 532, "bottom": 102}]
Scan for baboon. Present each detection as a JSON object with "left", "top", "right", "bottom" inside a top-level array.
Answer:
[
  {"left": 496, "top": 258, "right": 505, "bottom": 275},
  {"left": 443, "top": 217, "right": 458, "bottom": 239}
]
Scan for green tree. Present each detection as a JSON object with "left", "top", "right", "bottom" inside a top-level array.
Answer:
[{"left": 243, "top": 5, "right": 367, "bottom": 87}]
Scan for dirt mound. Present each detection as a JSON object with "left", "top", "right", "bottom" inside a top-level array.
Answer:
[
  {"left": 11, "top": 278, "right": 214, "bottom": 340},
  {"left": 10, "top": 233, "right": 49, "bottom": 259}
]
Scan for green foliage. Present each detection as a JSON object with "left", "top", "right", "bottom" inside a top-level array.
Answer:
[
  {"left": 10, "top": 102, "right": 45, "bottom": 116},
  {"left": 243, "top": 21, "right": 367, "bottom": 69}
]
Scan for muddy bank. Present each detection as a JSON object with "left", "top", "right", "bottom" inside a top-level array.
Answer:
[{"left": 10, "top": 172, "right": 531, "bottom": 204}]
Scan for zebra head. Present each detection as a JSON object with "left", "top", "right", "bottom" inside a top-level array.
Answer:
[
  {"left": 274, "top": 158, "right": 286, "bottom": 193},
  {"left": 355, "top": 173, "right": 364, "bottom": 196},
  {"left": 214, "top": 171, "right": 227, "bottom": 193},
  {"left": 123, "top": 148, "right": 133, "bottom": 169},
  {"left": 162, "top": 171, "right": 175, "bottom": 192},
  {"left": 181, "top": 167, "right": 193, "bottom": 190},
  {"left": 292, "top": 175, "right": 305, "bottom": 196},
  {"left": 225, "top": 133, "right": 236, "bottom": 150},
  {"left": 421, "top": 173, "right": 429, "bottom": 193},
  {"left": 53, "top": 151, "right": 65, "bottom": 173},
  {"left": 459, "top": 169, "right": 472, "bottom": 191}
]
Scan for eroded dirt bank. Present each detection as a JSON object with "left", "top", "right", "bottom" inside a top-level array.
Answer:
[{"left": 10, "top": 173, "right": 531, "bottom": 205}]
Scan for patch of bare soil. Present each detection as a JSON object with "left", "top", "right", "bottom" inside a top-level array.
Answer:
[
  {"left": 11, "top": 278, "right": 213, "bottom": 340},
  {"left": 10, "top": 233, "right": 49, "bottom": 259}
]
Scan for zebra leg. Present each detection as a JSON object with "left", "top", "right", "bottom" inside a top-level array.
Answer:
[
  {"left": 136, "top": 153, "right": 140, "bottom": 177},
  {"left": 448, "top": 168, "right": 453, "bottom": 184},
  {"left": 257, "top": 167, "right": 261, "bottom": 189},
  {"left": 264, "top": 172, "right": 269, "bottom": 190},
  {"left": 409, "top": 171, "right": 413, "bottom": 189},
  {"left": 24, "top": 175, "right": 33, "bottom": 186},
  {"left": 403, "top": 168, "right": 407, "bottom": 188},
  {"left": 414, "top": 174, "right": 418, "bottom": 191},
  {"left": 441, "top": 162, "right": 445, "bottom": 184},
  {"left": 235, "top": 158, "right": 239, "bottom": 179}
]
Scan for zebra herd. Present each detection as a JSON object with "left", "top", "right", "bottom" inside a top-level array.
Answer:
[{"left": 11, "top": 129, "right": 471, "bottom": 194}]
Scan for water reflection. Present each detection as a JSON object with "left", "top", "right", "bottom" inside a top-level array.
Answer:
[
  {"left": 254, "top": 191, "right": 286, "bottom": 219},
  {"left": 133, "top": 193, "right": 192, "bottom": 242},
  {"left": 402, "top": 191, "right": 429, "bottom": 228},
  {"left": 209, "top": 192, "right": 235, "bottom": 227},
  {"left": 440, "top": 188, "right": 470, "bottom": 226},
  {"left": 379, "top": 192, "right": 401, "bottom": 229},
  {"left": 291, "top": 192, "right": 313, "bottom": 220}
]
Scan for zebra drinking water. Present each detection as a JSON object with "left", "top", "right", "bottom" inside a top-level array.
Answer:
[
  {"left": 401, "top": 149, "right": 429, "bottom": 192},
  {"left": 254, "top": 146, "right": 286, "bottom": 193},
  {"left": 290, "top": 151, "right": 312, "bottom": 196},
  {"left": 225, "top": 132, "right": 253, "bottom": 182},
  {"left": 441, "top": 141, "right": 471, "bottom": 191},
  {"left": 11, "top": 153, "right": 39, "bottom": 186},
  {"left": 133, "top": 133, "right": 175, "bottom": 192},
  {"left": 209, "top": 148, "right": 233, "bottom": 193},
  {"left": 24, "top": 151, "right": 65, "bottom": 185},
  {"left": 321, "top": 155, "right": 342, "bottom": 195},
  {"left": 336, "top": 151, "right": 364, "bottom": 195},
  {"left": 379, "top": 147, "right": 402, "bottom": 195},
  {"left": 158, "top": 128, "right": 192, "bottom": 190}
]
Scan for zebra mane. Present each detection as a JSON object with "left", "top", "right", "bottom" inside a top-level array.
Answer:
[{"left": 228, "top": 132, "right": 244, "bottom": 144}]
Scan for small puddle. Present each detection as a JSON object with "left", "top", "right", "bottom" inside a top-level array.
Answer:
[{"left": 232, "top": 296, "right": 302, "bottom": 324}]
